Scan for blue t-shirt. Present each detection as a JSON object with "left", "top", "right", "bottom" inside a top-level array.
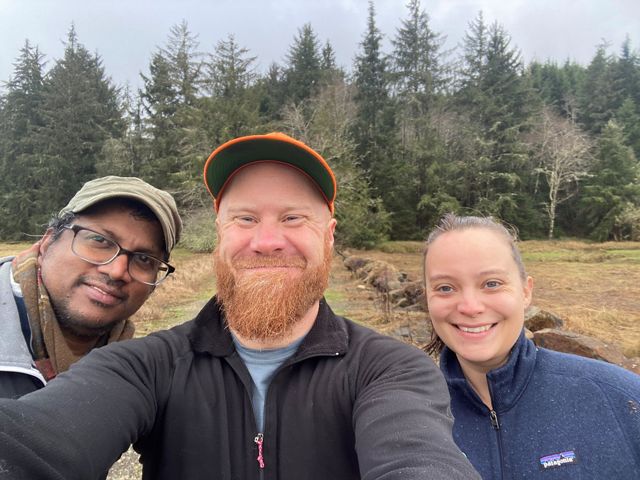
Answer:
[{"left": 232, "top": 334, "right": 304, "bottom": 431}]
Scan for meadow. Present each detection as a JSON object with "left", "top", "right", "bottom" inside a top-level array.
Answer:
[{"left": 2, "top": 239, "right": 638, "bottom": 358}]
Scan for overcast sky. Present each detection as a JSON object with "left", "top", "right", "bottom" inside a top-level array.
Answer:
[{"left": 1, "top": 0, "right": 639, "bottom": 90}]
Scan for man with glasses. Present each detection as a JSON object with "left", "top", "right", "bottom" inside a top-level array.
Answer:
[{"left": 0, "top": 176, "right": 182, "bottom": 399}]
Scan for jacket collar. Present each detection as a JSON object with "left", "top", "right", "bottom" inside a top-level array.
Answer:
[
  {"left": 440, "top": 329, "right": 538, "bottom": 413},
  {"left": 188, "top": 296, "right": 349, "bottom": 359}
]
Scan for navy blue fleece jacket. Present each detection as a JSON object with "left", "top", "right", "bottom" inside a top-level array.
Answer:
[{"left": 441, "top": 330, "right": 640, "bottom": 479}]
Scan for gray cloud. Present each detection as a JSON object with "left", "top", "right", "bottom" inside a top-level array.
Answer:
[{"left": 1, "top": 0, "right": 638, "bottom": 90}]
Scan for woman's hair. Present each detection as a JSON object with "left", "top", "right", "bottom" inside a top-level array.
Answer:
[{"left": 423, "top": 213, "right": 527, "bottom": 356}]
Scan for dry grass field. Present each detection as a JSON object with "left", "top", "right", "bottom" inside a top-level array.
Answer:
[
  {"left": 357, "top": 239, "right": 640, "bottom": 358},
  {"left": 2, "top": 239, "right": 638, "bottom": 358}
]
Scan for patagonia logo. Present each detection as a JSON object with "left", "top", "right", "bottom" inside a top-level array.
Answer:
[{"left": 539, "top": 450, "right": 578, "bottom": 470}]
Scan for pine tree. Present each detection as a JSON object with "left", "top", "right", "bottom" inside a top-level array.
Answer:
[
  {"left": 579, "top": 43, "right": 621, "bottom": 134},
  {"left": 139, "top": 21, "right": 203, "bottom": 193},
  {"left": 161, "top": 20, "right": 202, "bottom": 107},
  {"left": 390, "top": 0, "right": 448, "bottom": 233},
  {"left": 284, "top": 24, "right": 322, "bottom": 104},
  {"left": 0, "top": 40, "right": 49, "bottom": 238},
  {"left": 528, "top": 60, "right": 586, "bottom": 119},
  {"left": 391, "top": 0, "right": 445, "bottom": 110},
  {"left": 579, "top": 121, "right": 640, "bottom": 240},
  {"left": 320, "top": 40, "right": 344, "bottom": 85},
  {"left": 202, "top": 34, "right": 260, "bottom": 143},
  {"left": 38, "top": 25, "right": 124, "bottom": 212},
  {"left": 456, "top": 15, "right": 536, "bottom": 227},
  {"left": 353, "top": 2, "right": 415, "bottom": 238},
  {"left": 353, "top": 1, "right": 390, "bottom": 157}
]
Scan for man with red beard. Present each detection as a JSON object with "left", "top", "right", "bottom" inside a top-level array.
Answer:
[{"left": 0, "top": 133, "right": 480, "bottom": 480}]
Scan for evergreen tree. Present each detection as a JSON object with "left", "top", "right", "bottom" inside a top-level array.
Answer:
[
  {"left": 38, "top": 25, "right": 124, "bottom": 212},
  {"left": 353, "top": 2, "right": 412, "bottom": 238},
  {"left": 139, "top": 21, "right": 203, "bottom": 194},
  {"left": 615, "top": 36, "right": 640, "bottom": 110},
  {"left": 256, "top": 63, "right": 287, "bottom": 122},
  {"left": 0, "top": 40, "right": 49, "bottom": 238},
  {"left": 528, "top": 60, "right": 586, "bottom": 119},
  {"left": 391, "top": 0, "right": 445, "bottom": 109},
  {"left": 456, "top": 14, "right": 536, "bottom": 228},
  {"left": 390, "top": 0, "right": 448, "bottom": 233},
  {"left": 97, "top": 85, "right": 147, "bottom": 178},
  {"left": 616, "top": 97, "right": 640, "bottom": 158},
  {"left": 578, "top": 43, "right": 621, "bottom": 134},
  {"left": 202, "top": 34, "right": 260, "bottom": 144},
  {"left": 284, "top": 23, "right": 322, "bottom": 104},
  {"left": 320, "top": 40, "right": 344, "bottom": 85},
  {"left": 160, "top": 20, "right": 202, "bottom": 106},
  {"left": 353, "top": 1, "right": 390, "bottom": 159},
  {"left": 579, "top": 120, "right": 640, "bottom": 240}
]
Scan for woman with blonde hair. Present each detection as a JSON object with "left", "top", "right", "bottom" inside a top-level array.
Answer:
[{"left": 423, "top": 213, "right": 640, "bottom": 479}]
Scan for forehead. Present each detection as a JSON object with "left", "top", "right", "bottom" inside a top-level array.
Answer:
[
  {"left": 427, "top": 228, "right": 514, "bottom": 264},
  {"left": 219, "top": 162, "right": 328, "bottom": 210},
  {"left": 75, "top": 205, "right": 164, "bottom": 252}
]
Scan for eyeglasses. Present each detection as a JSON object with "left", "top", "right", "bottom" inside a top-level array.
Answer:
[{"left": 63, "top": 225, "right": 175, "bottom": 286}]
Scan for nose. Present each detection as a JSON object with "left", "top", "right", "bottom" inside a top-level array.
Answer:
[
  {"left": 249, "top": 221, "right": 286, "bottom": 255},
  {"left": 97, "top": 252, "right": 131, "bottom": 282},
  {"left": 457, "top": 290, "right": 485, "bottom": 317}
]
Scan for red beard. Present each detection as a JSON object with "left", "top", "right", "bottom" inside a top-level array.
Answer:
[{"left": 214, "top": 239, "right": 332, "bottom": 342}]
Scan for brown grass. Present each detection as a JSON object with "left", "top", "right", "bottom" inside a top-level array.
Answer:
[
  {"left": 347, "top": 240, "right": 640, "bottom": 358},
  {"left": 0, "top": 242, "right": 32, "bottom": 257},
  {"left": 131, "top": 249, "right": 216, "bottom": 335},
  {"left": 2, "top": 239, "right": 638, "bottom": 358}
]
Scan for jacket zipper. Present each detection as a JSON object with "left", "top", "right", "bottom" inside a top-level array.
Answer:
[
  {"left": 487, "top": 382, "right": 505, "bottom": 480},
  {"left": 254, "top": 433, "right": 265, "bottom": 469},
  {"left": 489, "top": 410, "right": 500, "bottom": 429}
]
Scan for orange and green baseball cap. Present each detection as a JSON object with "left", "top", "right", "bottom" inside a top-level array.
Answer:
[{"left": 203, "top": 132, "right": 337, "bottom": 214}]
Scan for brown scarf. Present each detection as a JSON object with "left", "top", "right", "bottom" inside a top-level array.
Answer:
[{"left": 11, "top": 242, "right": 134, "bottom": 380}]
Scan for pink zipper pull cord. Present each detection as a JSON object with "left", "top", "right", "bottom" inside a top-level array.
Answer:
[{"left": 254, "top": 433, "right": 265, "bottom": 469}]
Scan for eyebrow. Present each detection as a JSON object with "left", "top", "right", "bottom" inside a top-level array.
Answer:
[
  {"left": 85, "top": 226, "right": 162, "bottom": 257},
  {"left": 224, "top": 205, "right": 316, "bottom": 216},
  {"left": 427, "top": 269, "right": 510, "bottom": 282}
]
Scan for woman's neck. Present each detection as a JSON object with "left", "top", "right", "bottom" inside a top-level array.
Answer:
[{"left": 457, "top": 357, "right": 493, "bottom": 410}]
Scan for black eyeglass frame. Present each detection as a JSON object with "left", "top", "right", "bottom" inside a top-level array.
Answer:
[{"left": 63, "top": 224, "right": 175, "bottom": 286}]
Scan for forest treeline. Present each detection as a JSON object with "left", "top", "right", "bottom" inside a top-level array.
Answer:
[{"left": 1, "top": 0, "right": 639, "bottom": 248}]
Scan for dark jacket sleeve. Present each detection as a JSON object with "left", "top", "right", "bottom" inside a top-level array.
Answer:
[
  {"left": 0, "top": 333, "right": 178, "bottom": 480},
  {"left": 351, "top": 335, "right": 481, "bottom": 480}
]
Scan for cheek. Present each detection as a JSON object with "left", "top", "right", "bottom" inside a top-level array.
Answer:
[
  {"left": 217, "top": 230, "right": 249, "bottom": 257},
  {"left": 426, "top": 296, "right": 451, "bottom": 323},
  {"left": 127, "top": 284, "right": 153, "bottom": 308}
]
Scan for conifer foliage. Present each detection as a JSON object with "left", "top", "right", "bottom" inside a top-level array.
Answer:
[{"left": 1, "top": 9, "right": 640, "bottom": 243}]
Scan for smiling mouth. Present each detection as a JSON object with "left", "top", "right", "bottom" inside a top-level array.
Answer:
[
  {"left": 457, "top": 324, "right": 494, "bottom": 333},
  {"left": 91, "top": 284, "right": 122, "bottom": 297}
]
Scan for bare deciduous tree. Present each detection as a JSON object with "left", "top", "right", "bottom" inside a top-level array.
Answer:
[{"left": 530, "top": 107, "right": 593, "bottom": 238}]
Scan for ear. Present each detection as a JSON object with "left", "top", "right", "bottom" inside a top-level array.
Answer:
[
  {"left": 38, "top": 229, "right": 55, "bottom": 267},
  {"left": 326, "top": 218, "right": 337, "bottom": 248},
  {"left": 39, "top": 229, "right": 55, "bottom": 255},
  {"left": 214, "top": 217, "right": 222, "bottom": 245},
  {"left": 523, "top": 276, "right": 534, "bottom": 308}
]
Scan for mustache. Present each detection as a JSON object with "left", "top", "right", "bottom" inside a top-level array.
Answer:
[
  {"left": 232, "top": 255, "right": 307, "bottom": 269},
  {"left": 76, "top": 274, "right": 127, "bottom": 295}
]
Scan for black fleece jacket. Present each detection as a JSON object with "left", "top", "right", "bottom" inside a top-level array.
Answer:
[{"left": 0, "top": 297, "right": 480, "bottom": 480}]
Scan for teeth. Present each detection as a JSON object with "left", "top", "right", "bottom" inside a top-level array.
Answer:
[{"left": 459, "top": 325, "right": 492, "bottom": 333}]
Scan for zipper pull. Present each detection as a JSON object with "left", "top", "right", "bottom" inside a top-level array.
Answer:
[
  {"left": 489, "top": 410, "right": 500, "bottom": 430},
  {"left": 254, "top": 433, "right": 265, "bottom": 469}
]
